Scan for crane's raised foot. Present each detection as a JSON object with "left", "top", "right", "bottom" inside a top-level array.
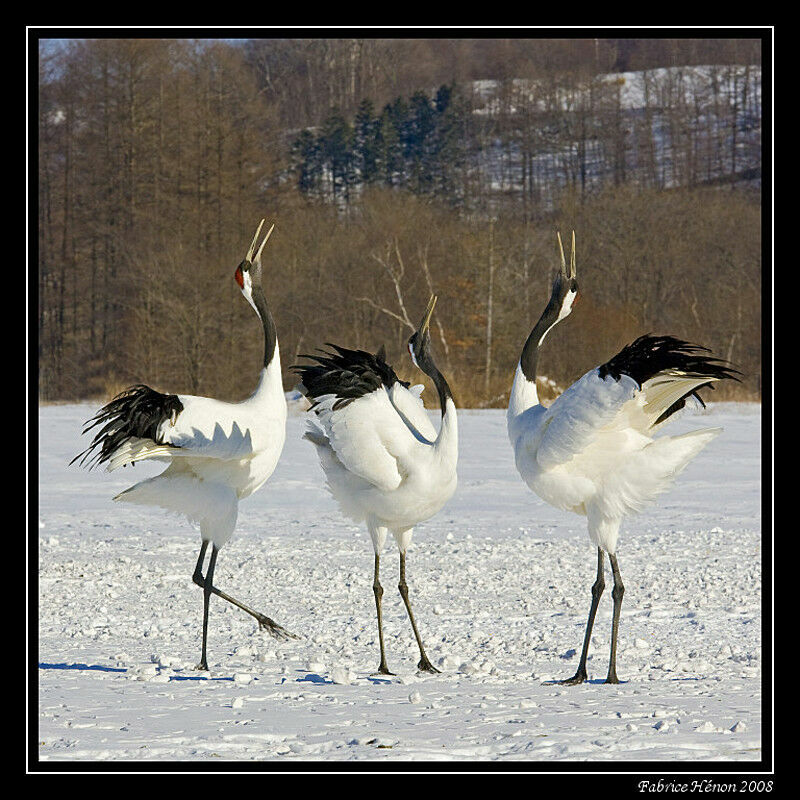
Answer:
[
  {"left": 255, "top": 614, "right": 298, "bottom": 640},
  {"left": 417, "top": 657, "right": 440, "bottom": 674}
]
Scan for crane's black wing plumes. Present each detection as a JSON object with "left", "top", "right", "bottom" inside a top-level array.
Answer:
[
  {"left": 71, "top": 384, "right": 184, "bottom": 469},
  {"left": 293, "top": 344, "right": 409, "bottom": 411},
  {"left": 598, "top": 334, "right": 741, "bottom": 426}
]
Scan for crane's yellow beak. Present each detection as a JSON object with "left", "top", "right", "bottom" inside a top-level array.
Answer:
[
  {"left": 556, "top": 230, "right": 577, "bottom": 279},
  {"left": 417, "top": 295, "right": 438, "bottom": 337},
  {"left": 245, "top": 219, "right": 274, "bottom": 264}
]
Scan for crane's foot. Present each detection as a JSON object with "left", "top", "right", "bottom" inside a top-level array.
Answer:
[
  {"left": 417, "top": 657, "right": 440, "bottom": 674},
  {"left": 194, "top": 660, "right": 209, "bottom": 672},
  {"left": 605, "top": 672, "right": 621, "bottom": 685},
  {"left": 558, "top": 667, "right": 587, "bottom": 686},
  {"left": 256, "top": 614, "right": 298, "bottom": 640},
  {"left": 374, "top": 663, "right": 395, "bottom": 677}
]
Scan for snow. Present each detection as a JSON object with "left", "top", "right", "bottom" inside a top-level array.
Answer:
[{"left": 36, "top": 401, "right": 762, "bottom": 762}]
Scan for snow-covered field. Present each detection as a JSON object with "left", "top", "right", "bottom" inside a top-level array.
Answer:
[{"left": 36, "top": 401, "right": 762, "bottom": 763}]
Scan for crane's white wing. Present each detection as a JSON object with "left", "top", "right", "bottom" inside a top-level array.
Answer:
[
  {"left": 388, "top": 383, "right": 437, "bottom": 442},
  {"left": 105, "top": 396, "right": 258, "bottom": 471},
  {"left": 534, "top": 368, "right": 717, "bottom": 473},
  {"left": 311, "top": 388, "right": 426, "bottom": 492},
  {"left": 161, "top": 396, "right": 258, "bottom": 456},
  {"left": 534, "top": 370, "right": 640, "bottom": 471}
]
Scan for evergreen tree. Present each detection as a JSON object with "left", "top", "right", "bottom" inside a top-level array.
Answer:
[
  {"left": 405, "top": 90, "right": 436, "bottom": 193},
  {"left": 320, "top": 108, "right": 354, "bottom": 203},
  {"left": 291, "top": 129, "right": 322, "bottom": 196},
  {"left": 377, "top": 97, "right": 408, "bottom": 188},
  {"left": 352, "top": 99, "right": 379, "bottom": 185},
  {"left": 432, "top": 83, "right": 467, "bottom": 203}
]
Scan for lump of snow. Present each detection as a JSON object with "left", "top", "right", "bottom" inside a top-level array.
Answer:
[
  {"left": 731, "top": 720, "right": 747, "bottom": 733},
  {"left": 408, "top": 690, "right": 423, "bottom": 704},
  {"left": 437, "top": 655, "right": 460, "bottom": 671},
  {"left": 331, "top": 666, "right": 355, "bottom": 685},
  {"left": 233, "top": 673, "right": 253, "bottom": 685},
  {"left": 696, "top": 720, "right": 721, "bottom": 733},
  {"left": 131, "top": 664, "right": 159, "bottom": 680}
]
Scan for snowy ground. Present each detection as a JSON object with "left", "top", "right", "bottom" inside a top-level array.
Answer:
[{"left": 36, "top": 401, "right": 763, "bottom": 763}]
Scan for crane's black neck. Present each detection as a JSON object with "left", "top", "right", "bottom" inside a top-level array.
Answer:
[
  {"left": 252, "top": 285, "right": 278, "bottom": 369},
  {"left": 519, "top": 296, "right": 562, "bottom": 383},
  {"left": 415, "top": 351, "right": 453, "bottom": 418}
]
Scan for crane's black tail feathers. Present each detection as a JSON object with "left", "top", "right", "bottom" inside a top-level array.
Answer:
[
  {"left": 292, "top": 343, "right": 408, "bottom": 411},
  {"left": 598, "top": 334, "right": 741, "bottom": 427},
  {"left": 70, "top": 385, "right": 183, "bottom": 469}
]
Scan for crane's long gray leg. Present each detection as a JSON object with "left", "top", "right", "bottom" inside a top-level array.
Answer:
[
  {"left": 605, "top": 553, "right": 625, "bottom": 684},
  {"left": 192, "top": 540, "right": 210, "bottom": 590},
  {"left": 192, "top": 541, "right": 296, "bottom": 656},
  {"left": 398, "top": 551, "right": 439, "bottom": 674},
  {"left": 196, "top": 543, "right": 218, "bottom": 671},
  {"left": 560, "top": 547, "right": 605, "bottom": 685},
  {"left": 373, "top": 553, "right": 393, "bottom": 675}
]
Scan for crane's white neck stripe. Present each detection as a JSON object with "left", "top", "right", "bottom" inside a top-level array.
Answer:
[
  {"left": 408, "top": 342, "right": 420, "bottom": 370},
  {"left": 241, "top": 269, "right": 259, "bottom": 316},
  {"left": 538, "top": 289, "right": 576, "bottom": 347}
]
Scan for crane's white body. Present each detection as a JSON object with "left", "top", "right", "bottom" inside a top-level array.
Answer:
[
  {"left": 111, "top": 344, "right": 287, "bottom": 548},
  {"left": 306, "top": 381, "right": 458, "bottom": 553},
  {"left": 507, "top": 362, "right": 720, "bottom": 554}
]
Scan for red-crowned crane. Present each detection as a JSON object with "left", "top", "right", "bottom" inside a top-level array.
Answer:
[
  {"left": 293, "top": 296, "right": 457, "bottom": 675},
  {"left": 72, "top": 220, "right": 295, "bottom": 671},
  {"left": 506, "top": 232, "right": 739, "bottom": 684}
]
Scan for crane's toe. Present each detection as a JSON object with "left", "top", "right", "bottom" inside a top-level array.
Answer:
[
  {"left": 417, "top": 657, "right": 441, "bottom": 674},
  {"left": 558, "top": 669, "right": 587, "bottom": 686},
  {"left": 256, "top": 615, "right": 298, "bottom": 640}
]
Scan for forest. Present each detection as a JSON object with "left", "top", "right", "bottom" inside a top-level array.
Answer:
[{"left": 37, "top": 37, "right": 763, "bottom": 406}]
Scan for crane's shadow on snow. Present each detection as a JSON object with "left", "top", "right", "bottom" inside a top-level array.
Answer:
[
  {"left": 542, "top": 678, "right": 629, "bottom": 686},
  {"left": 39, "top": 662, "right": 236, "bottom": 681},
  {"left": 293, "top": 672, "right": 332, "bottom": 684},
  {"left": 39, "top": 662, "right": 127, "bottom": 674},
  {"left": 289, "top": 672, "right": 394, "bottom": 685}
]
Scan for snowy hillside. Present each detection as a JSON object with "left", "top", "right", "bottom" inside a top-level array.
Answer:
[
  {"left": 37, "top": 402, "right": 762, "bottom": 762},
  {"left": 472, "top": 66, "right": 762, "bottom": 196}
]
